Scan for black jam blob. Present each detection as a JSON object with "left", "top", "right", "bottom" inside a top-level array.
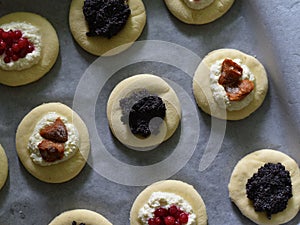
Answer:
[
  {"left": 83, "top": 0, "right": 131, "bottom": 38},
  {"left": 129, "top": 96, "right": 166, "bottom": 138},
  {"left": 246, "top": 163, "right": 293, "bottom": 219},
  {"left": 72, "top": 221, "right": 86, "bottom": 225}
]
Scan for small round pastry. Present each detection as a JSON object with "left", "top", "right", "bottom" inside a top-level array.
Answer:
[
  {"left": 106, "top": 74, "right": 181, "bottom": 149},
  {"left": 48, "top": 209, "right": 112, "bottom": 225},
  {"left": 164, "top": 0, "right": 235, "bottom": 25},
  {"left": 130, "top": 180, "right": 207, "bottom": 225},
  {"left": 228, "top": 149, "right": 300, "bottom": 225},
  {"left": 193, "top": 48, "right": 268, "bottom": 120},
  {"left": 69, "top": 0, "right": 146, "bottom": 56},
  {"left": 0, "top": 12, "right": 59, "bottom": 86},
  {"left": 0, "top": 144, "right": 8, "bottom": 190},
  {"left": 15, "top": 102, "right": 90, "bottom": 183}
]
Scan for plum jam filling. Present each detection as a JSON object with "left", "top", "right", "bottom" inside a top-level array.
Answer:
[
  {"left": 246, "top": 163, "right": 293, "bottom": 219},
  {"left": 0, "top": 28, "right": 35, "bottom": 64},
  {"left": 83, "top": 0, "right": 131, "bottom": 38}
]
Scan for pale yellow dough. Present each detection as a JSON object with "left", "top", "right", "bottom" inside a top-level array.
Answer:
[
  {"left": 106, "top": 74, "right": 181, "bottom": 148},
  {"left": 193, "top": 48, "right": 268, "bottom": 120},
  {"left": 228, "top": 149, "right": 300, "bottom": 225},
  {"left": 69, "top": 0, "right": 146, "bottom": 56},
  {"left": 130, "top": 180, "right": 207, "bottom": 225},
  {"left": 0, "top": 12, "right": 59, "bottom": 86},
  {"left": 0, "top": 144, "right": 8, "bottom": 191},
  {"left": 15, "top": 102, "right": 90, "bottom": 183},
  {"left": 48, "top": 209, "right": 112, "bottom": 225},
  {"left": 164, "top": 0, "right": 235, "bottom": 25}
]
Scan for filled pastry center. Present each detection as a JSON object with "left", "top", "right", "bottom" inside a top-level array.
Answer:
[
  {"left": 0, "top": 22, "right": 41, "bottom": 70},
  {"left": 119, "top": 89, "right": 166, "bottom": 138},
  {"left": 139, "top": 192, "right": 196, "bottom": 225},
  {"left": 246, "top": 162, "right": 293, "bottom": 219},
  {"left": 182, "top": 0, "right": 214, "bottom": 10},
  {"left": 28, "top": 112, "right": 80, "bottom": 166},
  {"left": 210, "top": 58, "right": 255, "bottom": 111},
  {"left": 83, "top": 0, "right": 131, "bottom": 38}
]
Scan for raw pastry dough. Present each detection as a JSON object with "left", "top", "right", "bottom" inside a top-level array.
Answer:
[
  {"left": 0, "top": 12, "right": 59, "bottom": 86},
  {"left": 15, "top": 102, "right": 90, "bottom": 183},
  {"left": 164, "top": 0, "right": 235, "bottom": 25},
  {"left": 228, "top": 149, "right": 300, "bottom": 225},
  {"left": 130, "top": 180, "right": 207, "bottom": 225},
  {"left": 48, "top": 209, "right": 112, "bottom": 225},
  {"left": 106, "top": 74, "right": 181, "bottom": 149},
  {"left": 69, "top": 0, "right": 146, "bottom": 56},
  {"left": 0, "top": 144, "right": 8, "bottom": 191},
  {"left": 193, "top": 48, "right": 268, "bottom": 120}
]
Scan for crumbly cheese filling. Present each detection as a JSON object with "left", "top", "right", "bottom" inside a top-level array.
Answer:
[
  {"left": 0, "top": 22, "right": 41, "bottom": 71},
  {"left": 183, "top": 0, "right": 214, "bottom": 10},
  {"left": 28, "top": 112, "right": 79, "bottom": 166},
  {"left": 210, "top": 58, "right": 255, "bottom": 111},
  {"left": 138, "top": 192, "right": 196, "bottom": 225}
]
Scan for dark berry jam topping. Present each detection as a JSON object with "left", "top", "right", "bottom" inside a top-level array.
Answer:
[
  {"left": 246, "top": 162, "right": 293, "bottom": 219},
  {"left": 218, "top": 58, "right": 254, "bottom": 101},
  {"left": 39, "top": 117, "right": 68, "bottom": 143},
  {"left": 83, "top": 0, "right": 131, "bottom": 38},
  {"left": 129, "top": 95, "right": 166, "bottom": 138},
  {"left": 0, "top": 28, "right": 35, "bottom": 64},
  {"left": 72, "top": 221, "right": 86, "bottom": 225},
  {"left": 148, "top": 206, "right": 189, "bottom": 225}
]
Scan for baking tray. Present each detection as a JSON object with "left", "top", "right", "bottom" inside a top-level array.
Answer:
[{"left": 0, "top": 0, "right": 300, "bottom": 224}]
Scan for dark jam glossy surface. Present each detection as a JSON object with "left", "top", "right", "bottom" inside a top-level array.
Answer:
[
  {"left": 83, "top": 0, "right": 131, "bottom": 38},
  {"left": 246, "top": 163, "right": 293, "bottom": 219}
]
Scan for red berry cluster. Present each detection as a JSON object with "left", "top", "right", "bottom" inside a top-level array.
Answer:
[
  {"left": 0, "top": 28, "right": 35, "bottom": 64},
  {"left": 148, "top": 205, "right": 189, "bottom": 225}
]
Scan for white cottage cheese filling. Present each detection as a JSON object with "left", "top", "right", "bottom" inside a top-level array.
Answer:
[
  {"left": 138, "top": 192, "right": 196, "bottom": 225},
  {"left": 28, "top": 112, "right": 79, "bottom": 166},
  {"left": 183, "top": 0, "right": 214, "bottom": 10},
  {"left": 210, "top": 58, "right": 255, "bottom": 111},
  {"left": 0, "top": 22, "right": 41, "bottom": 71}
]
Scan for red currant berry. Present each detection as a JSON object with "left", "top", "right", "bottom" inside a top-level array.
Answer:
[
  {"left": 19, "top": 49, "right": 27, "bottom": 58},
  {"left": 14, "top": 30, "right": 22, "bottom": 39},
  {"left": 164, "top": 216, "right": 175, "bottom": 225},
  {"left": 174, "top": 220, "right": 181, "bottom": 225},
  {"left": 148, "top": 218, "right": 156, "bottom": 225},
  {"left": 154, "top": 208, "right": 168, "bottom": 217},
  {"left": 12, "top": 43, "right": 20, "bottom": 53},
  {"left": 0, "top": 40, "right": 6, "bottom": 50},
  {"left": 2, "top": 31, "right": 9, "bottom": 39},
  {"left": 12, "top": 54, "right": 19, "bottom": 62},
  {"left": 7, "top": 30, "right": 14, "bottom": 39},
  {"left": 5, "top": 48, "right": 13, "bottom": 57},
  {"left": 18, "top": 38, "right": 28, "bottom": 49},
  {"left": 179, "top": 213, "right": 188, "bottom": 224},
  {"left": 27, "top": 43, "right": 35, "bottom": 53},
  {"left": 169, "top": 205, "right": 178, "bottom": 216},
  {"left": 154, "top": 217, "right": 162, "bottom": 225},
  {"left": 4, "top": 56, "right": 11, "bottom": 63}
]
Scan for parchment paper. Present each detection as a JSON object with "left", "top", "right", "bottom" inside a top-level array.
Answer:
[{"left": 0, "top": 0, "right": 299, "bottom": 224}]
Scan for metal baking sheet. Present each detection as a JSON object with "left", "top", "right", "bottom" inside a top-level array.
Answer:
[{"left": 0, "top": 0, "right": 300, "bottom": 224}]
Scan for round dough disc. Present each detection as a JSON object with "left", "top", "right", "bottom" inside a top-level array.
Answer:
[
  {"left": 15, "top": 102, "right": 90, "bottom": 183},
  {"left": 193, "top": 48, "right": 268, "bottom": 120},
  {"left": 106, "top": 74, "right": 181, "bottom": 149},
  {"left": 0, "top": 12, "right": 59, "bottom": 86},
  {"left": 228, "top": 149, "right": 300, "bottom": 225},
  {"left": 164, "top": 0, "right": 235, "bottom": 25},
  {"left": 130, "top": 180, "right": 207, "bottom": 225},
  {"left": 69, "top": 0, "right": 146, "bottom": 56},
  {"left": 0, "top": 144, "right": 8, "bottom": 191},
  {"left": 48, "top": 209, "right": 112, "bottom": 225}
]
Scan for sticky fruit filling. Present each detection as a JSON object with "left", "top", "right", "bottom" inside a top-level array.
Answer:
[
  {"left": 246, "top": 162, "right": 293, "bottom": 219},
  {"left": 83, "top": 0, "right": 131, "bottom": 38},
  {"left": 218, "top": 58, "right": 254, "bottom": 101},
  {"left": 148, "top": 205, "right": 189, "bottom": 225},
  {"left": 0, "top": 28, "right": 35, "bottom": 64}
]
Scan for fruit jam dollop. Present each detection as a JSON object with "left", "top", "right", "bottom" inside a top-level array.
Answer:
[{"left": 0, "top": 22, "right": 41, "bottom": 71}]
